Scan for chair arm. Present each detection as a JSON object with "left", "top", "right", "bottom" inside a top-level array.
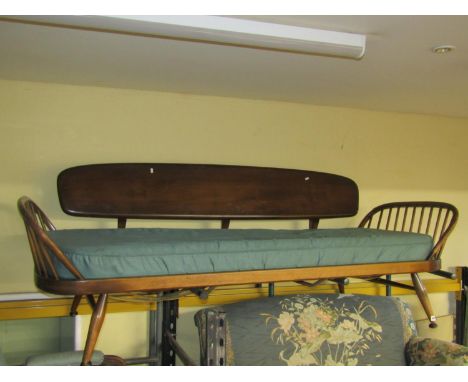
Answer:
[{"left": 405, "top": 337, "right": 468, "bottom": 366}]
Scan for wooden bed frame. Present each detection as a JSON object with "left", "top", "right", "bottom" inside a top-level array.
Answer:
[{"left": 17, "top": 163, "right": 458, "bottom": 365}]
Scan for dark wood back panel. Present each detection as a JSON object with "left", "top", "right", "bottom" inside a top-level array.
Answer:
[{"left": 57, "top": 163, "right": 358, "bottom": 220}]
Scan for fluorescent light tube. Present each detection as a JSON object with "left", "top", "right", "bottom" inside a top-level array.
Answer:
[
  {"left": 105, "top": 15, "right": 367, "bottom": 59},
  {"left": 4, "top": 15, "right": 367, "bottom": 59}
]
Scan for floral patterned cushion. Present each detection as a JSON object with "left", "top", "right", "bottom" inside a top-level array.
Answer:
[
  {"left": 405, "top": 337, "right": 468, "bottom": 366},
  {"left": 201, "top": 294, "right": 414, "bottom": 366}
]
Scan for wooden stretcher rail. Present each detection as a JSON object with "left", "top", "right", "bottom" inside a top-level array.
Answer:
[{"left": 36, "top": 260, "right": 441, "bottom": 295}]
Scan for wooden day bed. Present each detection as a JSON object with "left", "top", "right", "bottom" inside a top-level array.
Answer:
[{"left": 17, "top": 163, "right": 458, "bottom": 365}]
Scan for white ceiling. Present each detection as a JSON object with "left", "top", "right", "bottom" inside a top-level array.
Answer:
[{"left": 1, "top": 15, "right": 467, "bottom": 118}]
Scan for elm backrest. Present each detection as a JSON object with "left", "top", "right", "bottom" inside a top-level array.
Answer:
[{"left": 57, "top": 163, "right": 359, "bottom": 228}]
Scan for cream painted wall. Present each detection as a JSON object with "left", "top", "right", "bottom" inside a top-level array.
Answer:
[
  {"left": 1, "top": 78, "right": 468, "bottom": 354},
  {"left": 1, "top": 78, "right": 467, "bottom": 293}
]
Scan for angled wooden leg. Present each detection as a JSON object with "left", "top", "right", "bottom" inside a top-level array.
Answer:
[
  {"left": 70, "top": 295, "right": 82, "bottom": 316},
  {"left": 331, "top": 278, "right": 347, "bottom": 294},
  {"left": 411, "top": 273, "right": 437, "bottom": 328},
  {"left": 70, "top": 295, "right": 96, "bottom": 316},
  {"left": 337, "top": 278, "right": 346, "bottom": 294},
  {"left": 81, "top": 293, "right": 108, "bottom": 365},
  {"left": 86, "top": 294, "right": 96, "bottom": 309},
  {"left": 268, "top": 282, "right": 275, "bottom": 297},
  {"left": 385, "top": 275, "right": 392, "bottom": 296}
]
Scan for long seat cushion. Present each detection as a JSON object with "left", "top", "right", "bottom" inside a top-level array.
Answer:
[{"left": 47, "top": 228, "right": 433, "bottom": 280}]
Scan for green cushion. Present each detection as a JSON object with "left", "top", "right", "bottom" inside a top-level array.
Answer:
[
  {"left": 48, "top": 228, "right": 433, "bottom": 280},
  {"left": 196, "top": 294, "right": 411, "bottom": 366},
  {"left": 25, "top": 350, "right": 104, "bottom": 366}
]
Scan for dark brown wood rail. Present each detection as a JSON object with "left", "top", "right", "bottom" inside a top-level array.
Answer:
[{"left": 57, "top": 163, "right": 359, "bottom": 227}]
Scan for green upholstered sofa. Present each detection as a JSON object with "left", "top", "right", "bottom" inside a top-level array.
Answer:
[{"left": 194, "top": 293, "right": 468, "bottom": 366}]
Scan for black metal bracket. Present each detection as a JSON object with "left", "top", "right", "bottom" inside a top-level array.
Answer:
[
  {"left": 431, "top": 270, "right": 456, "bottom": 280},
  {"left": 455, "top": 267, "right": 467, "bottom": 345},
  {"left": 161, "top": 297, "right": 178, "bottom": 365},
  {"left": 366, "top": 276, "right": 415, "bottom": 292}
]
